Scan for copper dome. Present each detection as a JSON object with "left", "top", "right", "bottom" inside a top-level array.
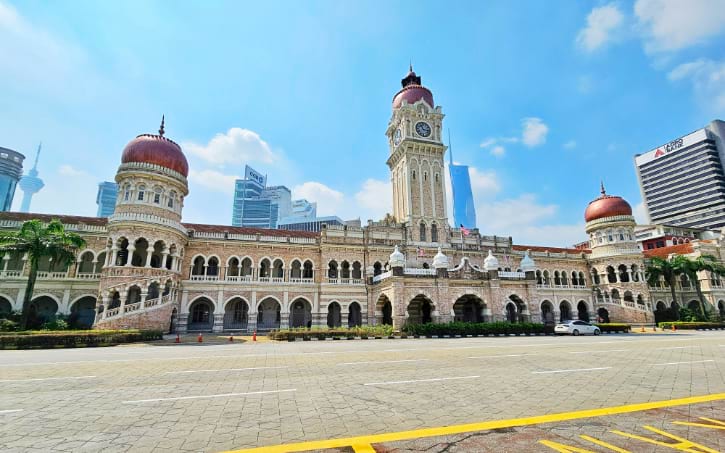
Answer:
[
  {"left": 392, "top": 66, "right": 434, "bottom": 109},
  {"left": 584, "top": 184, "right": 632, "bottom": 222},
  {"left": 120, "top": 119, "right": 189, "bottom": 177}
]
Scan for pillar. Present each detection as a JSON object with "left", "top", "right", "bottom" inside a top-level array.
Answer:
[
  {"left": 125, "top": 246, "right": 135, "bottom": 267},
  {"left": 145, "top": 251, "right": 153, "bottom": 268}
]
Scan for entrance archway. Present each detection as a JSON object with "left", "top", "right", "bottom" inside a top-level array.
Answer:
[
  {"left": 257, "top": 298, "right": 281, "bottom": 330},
  {"left": 327, "top": 302, "right": 342, "bottom": 328},
  {"left": 597, "top": 307, "right": 610, "bottom": 324},
  {"left": 559, "top": 300, "right": 572, "bottom": 322},
  {"left": 290, "top": 298, "right": 312, "bottom": 328},
  {"left": 407, "top": 294, "right": 434, "bottom": 324},
  {"left": 453, "top": 295, "right": 485, "bottom": 322},
  {"left": 70, "top": 296, "right": 96, "bottom": 329},
  {"left": 718, "top": 300, "right": 725, "bottom": 318},
  {"left": 223, "top": 297, "right": 249, "bottom": 330},
  {"left": 577, "top": 301, "right": 589, "bottom": 322},
  {"left": 187, "top": 298, "right": 214, "bottom": 331},
  {"left": 376, "top": 294, "right": 393, "bottom": 325},
  {"left": 541, "top": 300, "right": 554, "bottom": 325},
  {"left": 29, "top": 296, "right": 58, "bottom": 328},
  {"left": 0, "top": 296, "right": 12, "bottom": 315},
  {"left": 507, "top": 294, "right": 527, "bottom": 323},
  {"left": 505, "top": 302, "right": 517, "bottom": 323},
  {"left": 169, "top": 308, "right": 178, "bottom": 334},
  {"left": 348, "top": 302, "right": 362, "bottom": 327}
]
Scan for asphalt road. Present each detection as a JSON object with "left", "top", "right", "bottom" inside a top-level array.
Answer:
[{"left": 1, "top": 331, "right": 724, "bottom": 452}]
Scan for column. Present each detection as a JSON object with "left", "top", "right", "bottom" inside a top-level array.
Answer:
[
  {"left": 101, "top": 295, "right": 110, "bottom": 319},
  {"left": 162, "top": 251, "right": 169, "bottom": 270},
  {"left": 125, "top": 246, "right": 135, "bottom": 267},
  {"left": 140, "top": 291, "right": 148, "bottom": 309},
  {"left": 119, "top": 294, "right": 128, "bottom": 313},
  {"left": 110, "top": 247, "right": 118, "bottom": 266},
  {"left": 145, "top": 250, "right": 153, "bottom": 268},
  {"left": 2, "top": 255, "right": 9, "bottom": 272}
]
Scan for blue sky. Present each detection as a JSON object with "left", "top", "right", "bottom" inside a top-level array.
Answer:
[{"left": 1, "top": 0, "right": 723, "bottom": 246}]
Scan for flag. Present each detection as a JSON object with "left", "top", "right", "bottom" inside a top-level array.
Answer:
[{"left": 460, "top": 224, "right": 470, "bottom": 236}]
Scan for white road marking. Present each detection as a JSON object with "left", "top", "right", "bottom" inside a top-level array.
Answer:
[
  {"left": 0, "top": 409, "right": 23, "bottom": 415},
  {"left": 532, "top": 367, "right": 611, "bottom": 374},
  {"left": 0, "top": 375, "right": 96, "bottom": 383},
  {"left": 364, "top": 375, "right": 479, "bottom": 386},
  {"left": 654, "top": 360, "right": 715, "bottom": 366},
  {"left": 339, "top": 359, "right": 430, "bottom": 366},
  {"left": 657, "top": 346, "right": 696, "bottom": 350},
  {"left": 122, "top": 389, "right": 296, "bottom": 404},
  {"left": 164, "top": 366, "right": 288, "bottom": 374},
  {"left": 467, "top": 354, "right": 528, "bottom": 359},
  {"left": 567, "top": 349, "right": 629, "bottom": 354}
]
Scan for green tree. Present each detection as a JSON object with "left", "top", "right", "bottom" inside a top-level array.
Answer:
[
  {"left": 682, "top": 255, "right": 725, "bottom": 318},
  {"left": 0, "top": 219, "right": 86, "bottom": 329},
  {"left": 646, "top": 256, "right": 682, "bottom": 317}
]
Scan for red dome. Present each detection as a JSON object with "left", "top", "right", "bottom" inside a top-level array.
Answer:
[
  {"left": 121, "top": 134, "right": 188, "bottom": 177},
  {"left": 392, "top": 85, "right": 434, "bottom": 109},
  {"left": 584, "top": 186, "right": 632, "bottom": 222}
]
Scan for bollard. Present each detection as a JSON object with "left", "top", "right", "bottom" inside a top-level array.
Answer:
[
  {"left": 640, "top": 326, "right": 645, "bottom": 333},
  {"left": 672, "top": 324, "right": 676, "bottom": 332},
  {"left": 253, "top": 330, "right": 257, "bottom": 342},
  {"left": 229, "top": 335, "right": 234, "bottom": 343},
  {"left": 175, "top": 333, "right": 180, "bottom": 343},
  {"left": 653, "top": 326, "right": 657, "bottom": 332},
  {"left": 198, "top": 333, "right": 203, "bottom": 343}
]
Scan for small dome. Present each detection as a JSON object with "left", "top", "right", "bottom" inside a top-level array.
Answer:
[
  {"left": 392, "top": 66, "right": 434, "bottom": 109},
  {"left": 519, "top": 250, "right": 536, "bottom": 272},
  {"left": 389, "top": 245, "right": 405, "bottom": 268},
  {"left": 120, "top": 118, "right": 189, "bottom": 177},
  {"left": 484, "top": 250, "right": 499, "bottom": 270},
  {"left": 584, "top": 183, "right": 632, "bottom": 222},
  {"left": 433, "top": 247, "right": 448, "bottom": 269}
]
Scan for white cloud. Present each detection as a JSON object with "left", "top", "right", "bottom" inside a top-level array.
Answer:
[
  {"left": 184, "top": 128, "right": 277, "bottom": 167},
  {"left": 188, "top": 169, "right": 239, "bottom": 193},
  {"left": 468, "top": 167, "right": 501, "bottom": 195},
  {"left": 58, "top": 164, "right": 87, "bottom": 177},
  {"left": 563, "top": 140, "right": 577, "bottom": 149},
  {"left": 490, "top": 145, "right": 506, "bottom": 157},
  {"left": 668, "top": 59, "right": 725, "bottom": 111},
  {"left": 292, "top": 181, "right": 345, "bottom": 217},
  {"left": 576, "top": 3, "right": 625, "bottom": 52},
  {"left": 521, "top": 117, "right": 549, "bottom": 147},
  {"left": 354, "top": 179, "right": 392, "bottom": 219},
  {"left": 633, "top": 201, "right": 650, "bottom": 224},
  {"left": 479, "top": 138, "right": 497, "bottom": 148},
  {"left": 635, "top": 0, "right": 725, "bottom": 53}
]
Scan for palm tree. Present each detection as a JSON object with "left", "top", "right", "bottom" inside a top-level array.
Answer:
[
  {"left": 646, "top": 256, "right": 681, "bottom": 315},
  {"left": 0, "top": 219, "right": 86, "bottom": 329},
  {"left": 684, "top": 255, "right": 725, "bottom": 317}
]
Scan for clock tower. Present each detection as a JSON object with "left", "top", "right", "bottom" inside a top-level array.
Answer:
[{"left": 386, "top": 66, "right": 448, "bottom": 243}]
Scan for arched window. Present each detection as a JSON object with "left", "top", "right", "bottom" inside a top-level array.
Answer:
[
  {"left": 373, "top": 261, "right": 382, "bottom": 276},
  {"left": 137, "top": 185, "right": 146, "bottom": 201},
  {"left": 561, "top": 271, "right": 568, "bottom": 286},
  {"left": 554, "top": 271, "right": 561, "bottom": 286},
  {"left": 341, "top": 261, "right": 350, "bottom": 279},
  {"left": 352, "top": 261, "right": 362, "bottom": 279},
  {"left": 618, "top": 264, "right": 629, "bottom": 283},
  {"left": 592, "top": 268, "right": 600, "bottom": 285},
  {"left": 168, "top": 190, "right": 176, "bottom": 208},
  {"left": 123, "top": 184, "right": 131, "bottom": 201},
  {"left": 153, "top": 186, "right": 162, "bottom": 204},
  {"left": 419, "top": 222, "right": 426, "bottom": 242},
  {"left": 328, "top": 260, "right": 338, "bottom": 279},
  {"left": 578, "top": 272, "right": 586, "bottom": 286},
  {"left": 607, "top": 266, "right": 617, "bottom": 283},
  {"left": 412, "top": 170, "right": 416, "bottom": 180},
  {"left": 303, "top": 260, "right": 313, "bottom": 279},
  {"left": 431, "top": 223, "right": 438, "bottom": 242}
]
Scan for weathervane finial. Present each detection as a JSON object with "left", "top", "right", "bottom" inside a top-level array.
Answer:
[
  {"left": 159, "top": 115, "right": 165, "bottom": 136},
  {"left": 409, "top": 60, "right": 413, "bottom": 73},
  {"left": 600, "top": 180, "right": 606, "bottom": 196}
]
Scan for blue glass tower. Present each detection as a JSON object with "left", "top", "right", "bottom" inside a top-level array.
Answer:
[
  {"left": 448, "top": 148, "right": 476, "bottom": 229},
  {"left": 0, "top": 147, "right": 25, "bottom": 212}
]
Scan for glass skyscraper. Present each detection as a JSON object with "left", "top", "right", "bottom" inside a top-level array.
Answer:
[
  {"left": 232, "top": 165, "right": 292, "bottom": 228},
  {"left": 96, "top": 181, "right": 118, "bottom": 217},
  {"left": 0, "top": 147, "right": 25, "bottom": 212},
  {"left": 449, "top": 162, "right": 477, "bottom": 229}
]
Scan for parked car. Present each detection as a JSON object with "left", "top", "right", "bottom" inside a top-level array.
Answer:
[{"left": 554, "top": 320, "right": 601, "bottom": 336}]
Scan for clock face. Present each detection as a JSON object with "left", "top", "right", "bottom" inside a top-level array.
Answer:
[
  {"left": 415, "top": 121, "right": 431, "bottom": 137},
  {"left": 393, "top": 128, "right": 402, "bottom": 146}
]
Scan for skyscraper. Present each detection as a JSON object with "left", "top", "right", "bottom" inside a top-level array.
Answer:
[
  {"left": 96, "top": 181, "right": 118, "bottom": 217},
  {"left": 18, "top": 143, "right": 44, "bottom": 213},
  {"left": 448, "top": 147, "right": 476, "bottom": 229},
  {"left": 291, "top": 199, "right": 317, "bottom": 218},
  {"left": 0, "top": 147, "right": 25, "bottom": 212},
  {"left": 635, "top": 119, "right": 725, "bottom": 230},
  {"left": 231, "top": 165, "right": 292, "bottom": 228}
]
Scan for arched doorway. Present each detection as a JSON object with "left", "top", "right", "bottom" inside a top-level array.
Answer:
[
  {"left": 327, "top": 302, "right": 342, "bottom": 328},
  {"left": 505, "top": 302, "right": 517, "bottom": 323},
  {"left": 541, "top": 300, "right": 554, "bottom": 325},
  {"left": 29, "top": 296, "right": 58, "bottom": 328},
  {"left": 0, "top": 296, "right": 12, "bottom": 315},
  {"left": 687, "top": 300, "right": 702, "bottom": 315},
  {"left": 257, "top": 298, "right": 281, "bottom": 330},
  {"left": 169, "top": 308, "right": 178, "bottom": 334},
  {"left": 407, "top": 294, "right": 434, "bottom": 325},
  {"left": 187, "top": 298, "right": 214, "bottom": 331},
  {"left": 376, "top": 294, "right": 393, "bottom": 325},
  {"left": 718, "top": 300, "right": 725, "bottom": 319},
  {"left": 290, "top": 298, "right": 312, "bottom": 328},
  {"left": 223, "top": 298, "right": 249, "bottom": 330},
  {"left": 597, "top": 307, "right": 610, "bottom": 324},
  {"left": 348, "top": 302, "right": 362, "bottom": 327},
  {"left": 70, "top": 296, "right": 96, "bottom": 329},
  {"left": 577, "top": 301, "right": 589, "bottom": 322},
  {"left": 507, "top": 295, "right": 527, "bottom": 323},
  {"left": 453, "top": 295, "right": 485, "bottom": 323},
  {"left": 559, "top": 300, "right": 572, "bottom": 322}
]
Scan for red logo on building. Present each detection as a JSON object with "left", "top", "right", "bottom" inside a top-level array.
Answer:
[{"left": 654, "top": 148, "right": 665, "bottom": 158}]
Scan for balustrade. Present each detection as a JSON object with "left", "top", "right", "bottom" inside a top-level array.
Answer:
[{"left": 0, "top": 270, "right": 22, "bottom": 278}]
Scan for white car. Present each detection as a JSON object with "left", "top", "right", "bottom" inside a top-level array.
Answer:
[{"left": 554, "top": 320, "right": 601, "bottom": 336}]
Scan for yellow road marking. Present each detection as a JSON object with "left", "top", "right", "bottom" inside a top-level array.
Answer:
[
  {"left": 351, "top": 444, "right": 376, "bottom": 453},
  {"left": 221, "top": 393, "right": 725, "bottom": 453},
  {"left": 610, "top": 425, "right": 719, "bottom": 452},
  {"left": 672, "top": 417, "right": 725, "bottom": 430},
  {"left": 579, "top": 435, "right": 631, "bottom": 452}
]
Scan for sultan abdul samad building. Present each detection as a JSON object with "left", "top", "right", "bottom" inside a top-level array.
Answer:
[{"left": 2, "top": 68, "right": 725, "bottom": 332}]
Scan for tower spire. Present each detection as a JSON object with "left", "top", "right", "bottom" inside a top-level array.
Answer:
[
  {"left": 159, "top": 115, "right": 165, "bottom": 136},
  {"left": 600, "top": 180, "right": 606, "bottom": 196},
  {"left": 32, "top": 142, "right": 41, "bottom": 170}
]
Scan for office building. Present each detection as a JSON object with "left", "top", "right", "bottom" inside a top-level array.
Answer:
[
  {"left": 277, "top": 215, "right": 345, "bottom": 232},
  {"left": 96, "top": 181, "right": 118, "bottom": 217},
  {"left": 291, "top": 199, "right": 316, "bottom": 218},
  {"left": 231, "top": 165, "right": 292, "bottom": 228},
  {"left": 448, "top": 154, "right": 476, "bottom": 229},
  {"left": 18, "top": 143, "right": 44, "bottom": 213},
  {"left": 635, "top": 120, "right": 725, "bottom": 231},
  {"left": 0, "top": 147, "right": 25, "bottom": 212}
]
